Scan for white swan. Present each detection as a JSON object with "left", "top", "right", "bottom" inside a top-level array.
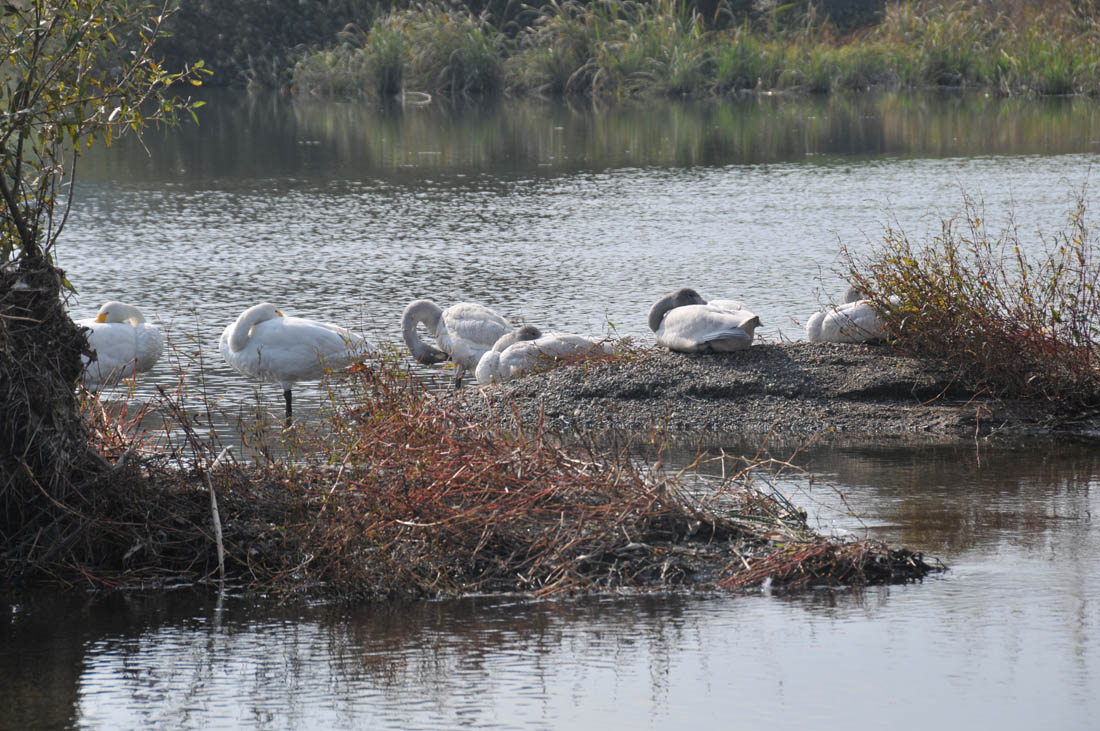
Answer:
[
  {"left": 475, "top": 326, "right": 612, "bottom": 385},
  {"left": 806, "top": 287, "right": 887, "bottom": 344},
  {"left": 219, "top": 303, "right": 367, "bottom": 420},
  {"left": 75, "top": 301, "right": 164, "bottom": 392},
  {"left": 401, "top": 299, "right": 509, "bottom": 386},
  {"left": 647, "top": 288, "right": 762, "bottom": 353}
]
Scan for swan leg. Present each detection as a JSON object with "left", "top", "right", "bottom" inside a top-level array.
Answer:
[
  {"left": 284, "top": 389, "right": 293, "bottom": 423},
  {"left": 453, "top": 364, "right": 466, "bottom": 389}
]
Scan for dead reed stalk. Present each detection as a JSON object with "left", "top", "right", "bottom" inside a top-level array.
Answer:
[{"left": 3, "top": 354, "right": 941, "bottom": 597}]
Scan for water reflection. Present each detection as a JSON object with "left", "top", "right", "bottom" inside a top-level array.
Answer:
[
  {"left": 657, "top": 434, "right": 1099, "bottom": 554},
  {"left": 84, "top": 91, "right": 1100, "bottom": 181}
]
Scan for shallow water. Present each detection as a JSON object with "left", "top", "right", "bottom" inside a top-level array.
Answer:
[{"left": 8, "top": 90, "right": 1100, "bottom": 728}]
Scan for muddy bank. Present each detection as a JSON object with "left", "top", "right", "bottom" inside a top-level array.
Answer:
[{"left": 459, "top": 342, "right": 1100, "bottom": 441}]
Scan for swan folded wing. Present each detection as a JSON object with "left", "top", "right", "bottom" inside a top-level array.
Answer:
[
  {"left": 476, "top": 333, "right": 607, "bottom": 384},
  {"left": 657, "top": 307, "right": 756, "bottom": 352},
  {"left": 134, "top": 324, "right": 165, "bottom": 373},
  {"left": 443, "top": 305, "right": 509, "bottom": 344},
  {"left": 526, "top": 333, "right": 600, "bottom": 359},
  {"left": 80, "top": 322, "right": 141, "bottom": 386},
  {"left": 832, "top": 310, "right": 881, "bottom": 342},
  {"left": 808, "top": 301, "right": 885, "bottom": 343},
  {"left": 440, "top": 305, "right": 509, "bottom": 370},
  {"left": 229, "top": 318, "right": 361, "bottom": 386},
  {"left": 657, "top": 326, "right": 752, "bottom": 353},
  {"left": 695, "top": 328, "right": 753, "bottom": 352},
  {"left": 281, "top": 316, "right": 363, "bottom": 367},
  {"left": 709, "top": 306, "right": 760, "bottom": 332}
]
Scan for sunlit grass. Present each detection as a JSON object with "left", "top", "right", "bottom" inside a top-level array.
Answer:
[
  {"left": 845, "top": 187, "right": 1100, "bottom": 406},
  {"left": 290, "top": 0, "right": 1100, "bottom": 100}
]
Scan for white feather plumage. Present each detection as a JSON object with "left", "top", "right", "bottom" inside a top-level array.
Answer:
[
  {"left": 76, "top": 301, "right": 163, "bottom": 392},
  {"left": 220, "top": 303, "right": 366, "bottom": 418}
]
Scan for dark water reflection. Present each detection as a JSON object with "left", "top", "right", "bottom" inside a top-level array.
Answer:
[
  {"left": 87, "top": 91, "right": 1100, "bottom": 181},
  {"left": 3, "top": 437, "right": 1097, "bottom": 730}
]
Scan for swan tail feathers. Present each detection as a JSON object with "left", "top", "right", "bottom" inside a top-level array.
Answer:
[{"left": 806, "top": 311, "right": 825, "bottom": 342}]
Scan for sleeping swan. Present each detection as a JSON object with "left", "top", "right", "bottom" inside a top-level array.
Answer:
[
  {"left": 806, "top": 286, "right": 887, "bottom": 344},
  {"left": 401, "top": 299, "right": 510, "bottom": 386},
  {"left": 648, "top": 288, "right": 761, "bottom": 353},
  {"left": 76, "top": 301, "right": 164, "bottom": 392},
  {"left": 475, "top": 326, "right": 612, "bottom": 385},
  {"left": 220, "top": 303, "right": 367, "bottom": 420}
]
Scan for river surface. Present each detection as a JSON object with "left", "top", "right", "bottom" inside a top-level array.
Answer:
[{"left": 3, "top": 91, "right": 1099, "bottom": 729}]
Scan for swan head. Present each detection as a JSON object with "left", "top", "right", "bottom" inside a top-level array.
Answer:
[
  {"left": 648, "top": 288, "right": 707, "bottom": 332},
  {"left": 94, "top": 301, "right": 147, "bottom": 326},
  {"left": 492, "top": 324, "right": 543, "bottom": 352},
  {"left": 226, "top": 303, "right": 284, "bottom": 352},
  {"left": 237, "top": 302, "right": 283, "bottom": 329},
  {"left": 843, "top": 285, "right": 866, "bottom": 304}
]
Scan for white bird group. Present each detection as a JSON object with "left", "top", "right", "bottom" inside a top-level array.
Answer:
[
  {"left": 401, "top": 300, "right": 611, "bottom": 387},
  {"left": 76, "top": 281, "right": 887, "bottom": 420}
]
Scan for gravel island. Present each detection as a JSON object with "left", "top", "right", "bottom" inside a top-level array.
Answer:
[{"left": 459, "top": 342, "right": 1100, "bottom": 441}]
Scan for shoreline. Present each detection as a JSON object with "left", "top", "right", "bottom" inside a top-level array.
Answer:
[{"left": 459, "top": 342, "right": 1100, "bottom": 442}]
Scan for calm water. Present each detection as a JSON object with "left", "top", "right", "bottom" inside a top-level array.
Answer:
[{"left": 5, "top": 91, "right": 1099, "bottom": 728}]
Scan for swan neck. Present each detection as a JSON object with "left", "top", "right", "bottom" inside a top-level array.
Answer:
[
  {"left": 401, "top": 300, "right": 443, "bottom": 361},
  {"left": 647, "top": 296, "right": 673, "bottom": 332},
  {"left": 229, "top": 304, "right": 277, "bottom": 353}
]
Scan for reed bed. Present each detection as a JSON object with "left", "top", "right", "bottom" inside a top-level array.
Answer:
[
  {"left": 3, "top": 355, "right": 938, "bottom": 597},
  {"left": 291, "top": 0, "right": 1100, "bottom": 100},
  {"left": 845, "top": 188, "right": 1100, "bottom": 408}
]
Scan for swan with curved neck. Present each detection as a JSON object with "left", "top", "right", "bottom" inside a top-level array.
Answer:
[
  {"left": 76, "top": 301, "right": 163, "bottom": 392},
  {"left": 401, "top": 299, "right": 509, "bottom": 386},
  {"left": 648, "top": 287, "right": 761, "bottom": 353},
  {"left": 475, "top": 326, "right": 612, "bottom": 385},
  {"left": 220, "top": 303, "right": 367, "bottom": 421},
  {"left": 489, "top": 324, "right": 543, "bottom": 353},
  {"left": 806, "top": 286, "right": 887, "bottom": 344}
]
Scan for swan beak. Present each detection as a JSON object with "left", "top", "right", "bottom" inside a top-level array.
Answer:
[
  {"left": 276, "top": 310, "right": 285, "bottom": 317},
  {"left": 94, "top": 313, "right": 108, "bottom": 323}
]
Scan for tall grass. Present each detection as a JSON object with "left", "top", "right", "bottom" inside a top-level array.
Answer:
[
  {"left": 846, "top": 188, "right": 1100, "bottom": 406},
  {"left": 294, "top": 3, "right": 506, "bottom": 99},
  {"left": 508, "top": 0, "right": 714, "bottom": 98},
  {"left": 294, "top": 0, "right": 1100, "bottom": 99}
]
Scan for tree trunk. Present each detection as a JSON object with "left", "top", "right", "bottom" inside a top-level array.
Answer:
[{"left": 1, "top": 256, "right": 100, "bottom": 563}]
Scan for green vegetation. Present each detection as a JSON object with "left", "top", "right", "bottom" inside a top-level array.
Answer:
[
  {"left": 281, "top": 0, "right": 1100, "bottom": 100},
  {"left": 846, "top": 189, "right": 1100, "bottom": 407}
]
